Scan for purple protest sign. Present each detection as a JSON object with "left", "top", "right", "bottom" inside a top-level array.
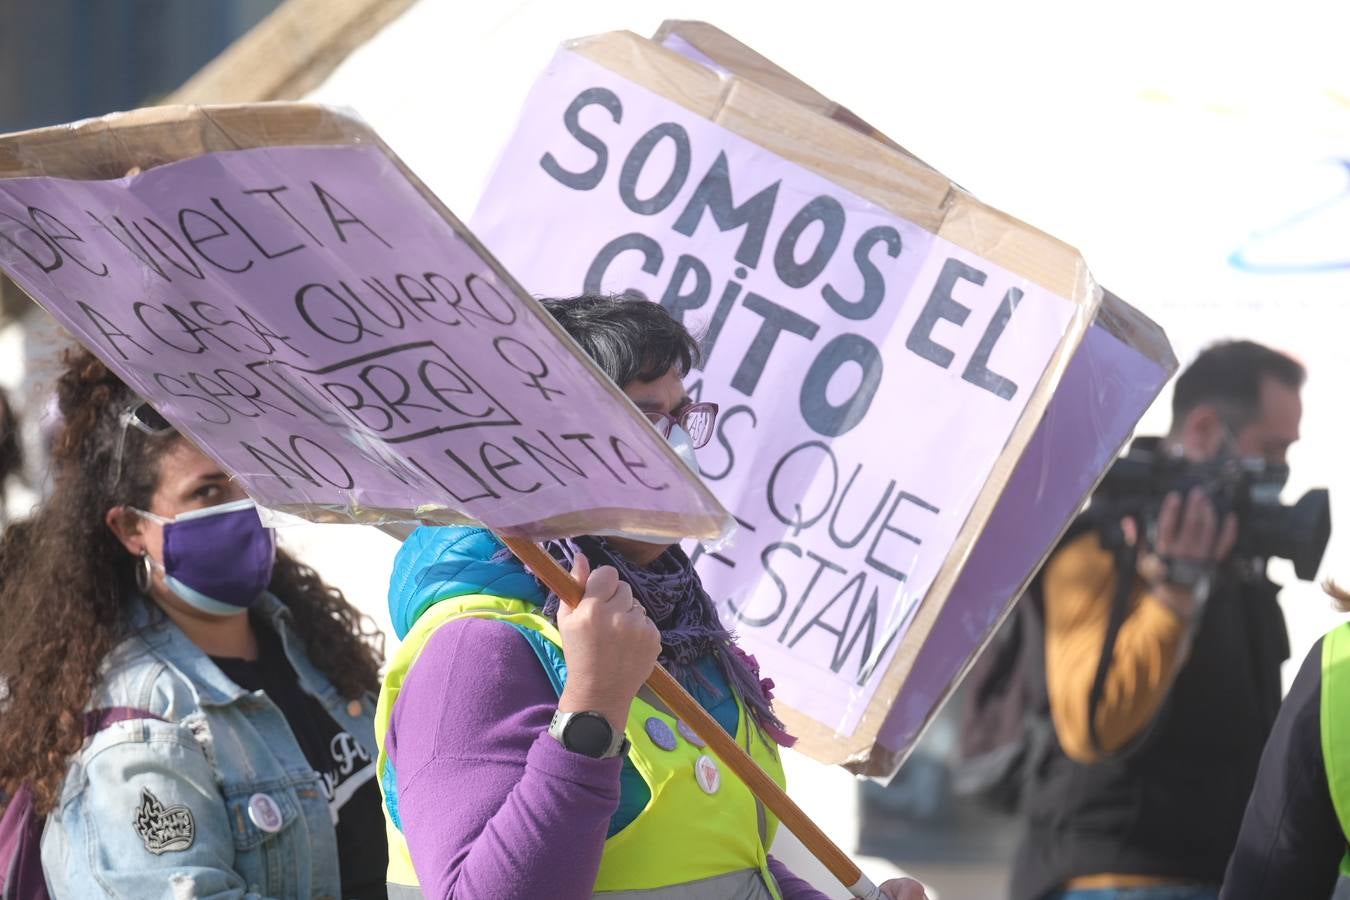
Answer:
[
  {"left": 0, "top": 107, "right": 732, "bottom": 542},
  {"left": 472, "top": 46, "right": 1085, "bottom": 742}
]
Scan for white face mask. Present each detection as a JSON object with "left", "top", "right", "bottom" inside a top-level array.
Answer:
[{"left": 667, "top": 423, "right": 701, "bottom": 476}]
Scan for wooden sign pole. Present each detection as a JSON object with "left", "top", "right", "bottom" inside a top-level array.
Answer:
[{"left": 501, "top": 536, "right": 885, "bottom": 900}]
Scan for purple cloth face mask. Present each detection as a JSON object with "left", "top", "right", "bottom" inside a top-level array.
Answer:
[{"left": 133, "top": 499, "right": 276, "bottom": 615}]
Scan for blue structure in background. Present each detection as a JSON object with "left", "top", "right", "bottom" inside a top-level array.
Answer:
[
  {"left": 1228, "top": 158, "right": 1350, "bottom": 275},
  {"left": 0, "top": 0, "right": 282, "bottom": 133}
]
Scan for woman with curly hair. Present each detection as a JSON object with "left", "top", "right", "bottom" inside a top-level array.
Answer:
[{"left": 0, "top": 347, "right": 387, "bottom": 899}]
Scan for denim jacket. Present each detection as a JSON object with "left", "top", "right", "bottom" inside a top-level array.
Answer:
[{"left": 40, "top": 593, "right": 378, "bottom": 899}]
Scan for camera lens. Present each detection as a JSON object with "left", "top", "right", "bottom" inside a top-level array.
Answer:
[{"left": 1247, "top": 488, "right": 1331, "bottom": 581}]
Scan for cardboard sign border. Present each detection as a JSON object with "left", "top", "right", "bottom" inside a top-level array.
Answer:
[{"left": 0, "top": 103, "right": 735, "bottom": 543}]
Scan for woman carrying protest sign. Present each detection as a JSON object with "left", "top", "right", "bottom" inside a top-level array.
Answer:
[
  {"left": 0, "top": 347, "right": 388, "bottom": 899},
  {"left": 376, "top": 295, "right": 924, "bottom": 900}
]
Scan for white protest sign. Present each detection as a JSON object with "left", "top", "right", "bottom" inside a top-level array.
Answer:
[{"left": 473, "top": 48, "right": 1080, "bottom": 735}]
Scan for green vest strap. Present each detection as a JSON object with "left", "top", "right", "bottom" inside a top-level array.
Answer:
[{"left": 1320, "top": 623, "right": 1350, "bottom": 875}]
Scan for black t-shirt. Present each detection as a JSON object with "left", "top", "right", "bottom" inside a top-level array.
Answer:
[{"left": 214, "top": 625, "right": 387, "bottom": 900}]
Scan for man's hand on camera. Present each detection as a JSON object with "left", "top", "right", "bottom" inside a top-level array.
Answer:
[{"left": 1123, "top": 487, "right": 1238, "bottom": 621}]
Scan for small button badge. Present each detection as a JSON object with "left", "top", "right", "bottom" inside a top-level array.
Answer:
[
  {"left": 247, "top": 792, "right": 284, "bottom": 833},
  {"left": 676, "top": 719, "right": 706, "bottom": 748},
  {"left": 694, "top": 755, "right": 721, "bottom": 795},
  {"left": 644, "top": 716, "right": 678, "bottom": 751},
  {"left": 346, "top": 699, "right": 363, "bottom": 718}
]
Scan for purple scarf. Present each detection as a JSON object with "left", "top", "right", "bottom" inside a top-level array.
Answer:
[{"left": 537, "top": 535, "right": 794, "bottom": 747}]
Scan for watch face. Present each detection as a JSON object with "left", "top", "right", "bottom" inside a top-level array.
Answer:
[{"left": 563, "top": 713, "right": 613, "bottom": 757}]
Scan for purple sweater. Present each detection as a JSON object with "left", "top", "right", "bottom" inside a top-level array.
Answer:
[{"left": 387, "top": 616, "right": 829, "bottom": 899}]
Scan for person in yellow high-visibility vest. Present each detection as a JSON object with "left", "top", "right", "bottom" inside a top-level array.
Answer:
[
  {"left": 1223, "top": 584, "right": 1350, "bottom": 900},
  {"left": 374, "top": 295, "right": 925, "bottom": 900}
]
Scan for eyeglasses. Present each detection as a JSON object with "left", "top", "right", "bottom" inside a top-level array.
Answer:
[
  {"left": 110, "top": 401, "right": 174, "bottom": 486},
  {"left": 643, "top": 402, "right": 719, "bottom": 449}
]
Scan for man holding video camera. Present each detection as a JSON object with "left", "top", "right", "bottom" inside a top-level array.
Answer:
[{"left": 1011, "top": 340, "right": 1329, "bottom": 900}]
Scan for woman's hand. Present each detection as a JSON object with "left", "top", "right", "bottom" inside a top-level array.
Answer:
[
  {"left": 878, "top": 876, "right": 928, "bottom": 899},
  {"left": 556, "top": 554, "right": 662, "bottom": 733}
]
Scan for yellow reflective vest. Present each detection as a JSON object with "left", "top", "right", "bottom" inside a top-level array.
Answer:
[
  {"left": 375, "top": 595, "right": 787, "bottom": 898},
  {"left": 1322, "top": 621, "right": 1350, "bottom": 876}
]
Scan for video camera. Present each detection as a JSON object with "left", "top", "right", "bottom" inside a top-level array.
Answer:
[{"left": 1088, "top": 437, "right": 1331, "bottom": 580}]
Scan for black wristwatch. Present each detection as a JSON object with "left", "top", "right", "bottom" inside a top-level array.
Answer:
[{"left": 548, "top": 709, "right": 630, "bottom": 759}]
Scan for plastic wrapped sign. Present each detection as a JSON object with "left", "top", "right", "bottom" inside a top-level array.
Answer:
[
  {"left": 0, "top": 104, "right": 732, "bottom": 544},
  {"left": 472, "top": 28, "right": 1176, "bottom": 776}
]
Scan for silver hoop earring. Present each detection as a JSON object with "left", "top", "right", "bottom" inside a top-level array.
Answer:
[{"left": 136, "top": 552, "right": 154, "bottom": 594}]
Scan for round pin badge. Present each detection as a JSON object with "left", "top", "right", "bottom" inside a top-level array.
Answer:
[
  {"left": 346, "top": 699, "right": 363, "bottom": 717},
  {"left": 694, "top": 755, "right": 721, "bottom": 795},
  {"left": 247, "top": 792, "right": 284, "bottom": 834},
  {"left": 644, "top": 716, "right": 678, "bottom": 751},
  {"left": 676, "top": 719, "right": 706, "bottom": 748}
]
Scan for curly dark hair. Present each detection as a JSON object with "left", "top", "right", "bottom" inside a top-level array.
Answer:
[{"left": 0, "top": 347, "right": 384, "bottom": 814}]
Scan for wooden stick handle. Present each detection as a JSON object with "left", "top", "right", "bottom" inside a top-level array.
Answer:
[{"left": 500, "top": 536, "right": 875, "bottom": 897}]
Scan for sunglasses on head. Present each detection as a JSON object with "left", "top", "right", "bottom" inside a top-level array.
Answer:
[
  {"left": 643, "top": 402, "right": 719, "bottom": 449},
  {"left": 110, "top": 401, "right": 174, "bottom": 486},
  {"left": 122, "top": 402, "right": 172, "bottom": 435}
]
